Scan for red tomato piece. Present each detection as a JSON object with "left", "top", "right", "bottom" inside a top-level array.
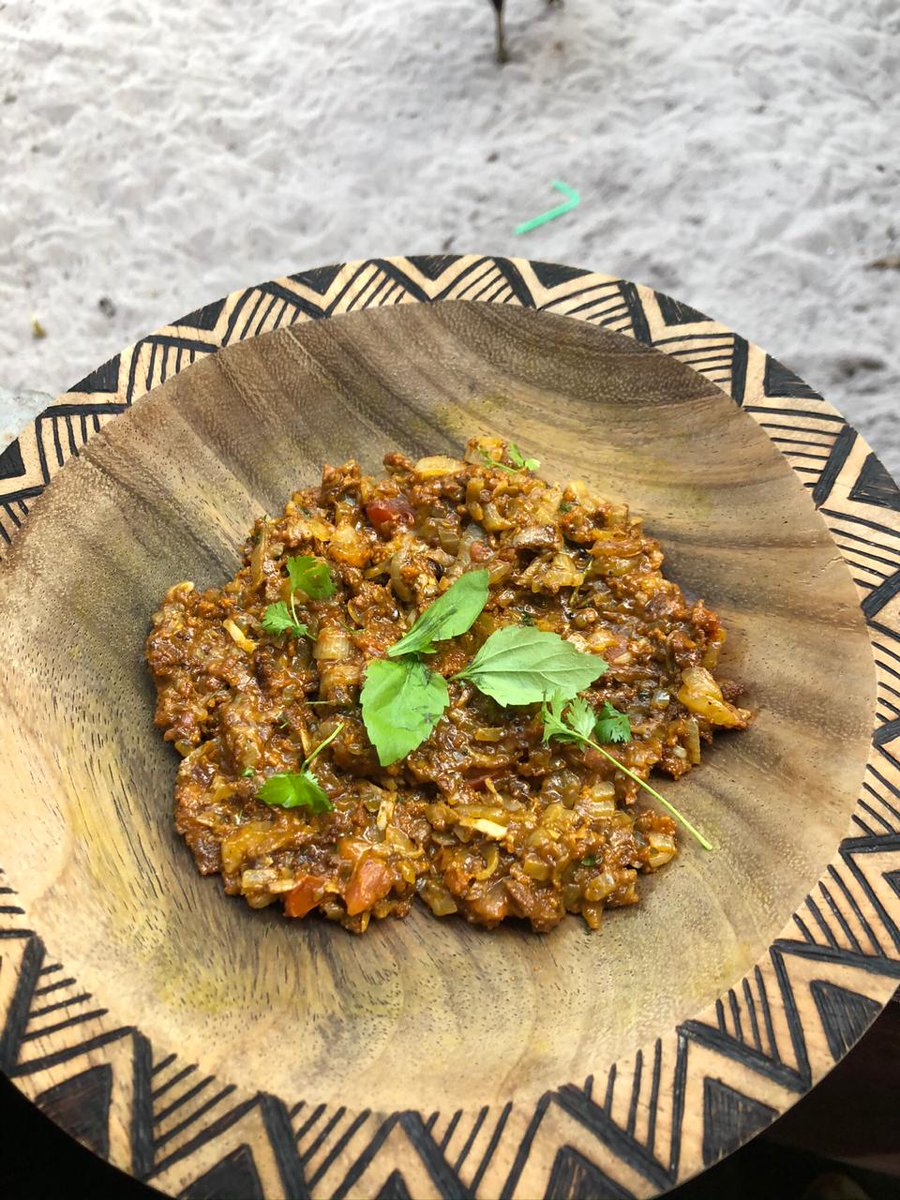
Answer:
[
  {"left": 284, "top": 874, "right": 327, "bottom": 918},
  {"left": 365, "top": 497, "right": 415, "bottom": 537},
  {"left": 344, "top": 856, "right": 394, "bottom": 916}
]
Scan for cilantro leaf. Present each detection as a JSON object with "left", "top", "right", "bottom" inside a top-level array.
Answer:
[
  {"left": 256, "top": 721, "right": 344, "bottom": 812},
  {"left": 508, "top": 443, "right": 540, "bottom": 471},
  {"left": 361, "top": 657, "right": 450, "bottom": 765},
  {"left": 478, "top": 448, "right": 518, "bottom": 474},
  {"left": 539, "top": 694, "right": 712, "bottom": 850},
  {"left": 286, "top": 554, "right": 335, "bottom": 600},
  {"left": 261, "top": 601, "right": 309, "bottom": 639},
  {"left": 540, "top": 692, "right": 578, "bottom": 743},
  {"left": 594, "top": 700, "right": 632, "bottom": 744},
  {"left": 457, "top": 626, "right": 606, "bottom": 707},
  {"left": 258, "top": 769, "right": 332, "bottom": 812},
  {"left": 564, "top": 695, "right": 598, "bottom": 741},
  {"left": 262, "top": 555, "right": 334, "bottom": 639},
  {"left": 541, "top": 694, "right": 597, "bottom": 743},
  {"left": 387, "top": 570, "right": 490, "bottom": 658}
]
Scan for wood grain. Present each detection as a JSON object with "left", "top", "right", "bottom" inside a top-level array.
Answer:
[{"left": 0, "top": 257, "right": 897, "bottom": 1200}]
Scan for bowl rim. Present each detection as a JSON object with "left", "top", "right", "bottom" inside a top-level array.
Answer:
[{"left": 1, "top": 254, "right": 898, "bottom": 1199}]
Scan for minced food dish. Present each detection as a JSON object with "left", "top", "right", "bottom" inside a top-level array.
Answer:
[{"left": 146, "top": 437, "right": 749, "bottom": 933}]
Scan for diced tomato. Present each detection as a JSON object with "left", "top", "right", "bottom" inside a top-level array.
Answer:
[
  {"left": 284, "top": 874, "right": 327, "bottom": 918},
  {"left": 365, "top": 497, "right": 414, "bottom": 538},
  {"left": 337, "top": 836, "right": 370, "bottom": 867},
  {"left": 344, "top": 856, "right": 394, "bottom": 916}
]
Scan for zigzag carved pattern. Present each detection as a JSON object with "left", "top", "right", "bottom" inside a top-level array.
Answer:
[{"left": 0, "top": 257, "right": 898, "bottom": 1197}]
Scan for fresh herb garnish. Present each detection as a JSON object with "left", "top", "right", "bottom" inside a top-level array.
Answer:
[
  {"left": 508, "top": 443, "right": 540, "bottom": 471},
  {"left": 455, "top": 625, "right": 606, "bottom": 707},
  {"left": 359, "top": 572, "right": 488, "bottom": 764},
  {"left": 241, "top": 767, "right": 255, "bottom": 777},
  {"left": 257, "top": 722, "right": 345, "bottom": 813},
  {"left": 261, "top": 600, "right": 308, "bottom": 640},
  {"left": 580, "top": 855, "right": 597, "bottom": 867},
  {"left": 360, "top": 657, "right": 450, "bottom": 766},
  {"left": 478, "top": 444, "right": 539, "bottom": 474},
  {"left": 479, "top": 448, "right": 515, "bottom": 473},
  {"left": 257, "top": 772, "right": 330, "bottom": 811},
  {"left": 541, "top": 693, "right": 630, "bottom": 745},
  {"left": 286, "top": 554, "right": 335, "bottom": 600},
  {"left": 261, "top": 554, "right": 335, "bottom": 640},
  {"left": 594, "top": 700, "right": 632, "bottom": 744},
  {"left": 540, "top": 693, "right": 712, "bottom": 850},
  {"left": 388, "top": 570, "right": 490, "bottom": 657}
]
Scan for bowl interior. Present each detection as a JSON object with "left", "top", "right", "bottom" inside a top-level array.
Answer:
[{"left": 0, "top": 301, "right": 875, "bottom": 1111}]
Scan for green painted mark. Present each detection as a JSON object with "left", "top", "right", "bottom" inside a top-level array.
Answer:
[{"left": 514, "top": 180, "right": 580, "bottom": 235}]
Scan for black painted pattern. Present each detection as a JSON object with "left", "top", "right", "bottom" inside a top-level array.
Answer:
[{"left": 0, "top": 256, "right": 898, "bottom": 1197}]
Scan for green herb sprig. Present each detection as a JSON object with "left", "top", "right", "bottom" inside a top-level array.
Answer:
[
  {"left": 261, "top": 600, "right": 308, "bottom": 639},
  {"left": 360, "top": 570, "right": 488, "bottom": 765},
  {"left": 287, "top": 555, "right": 336, "bottom": 600},
  {"left": 356, "top": 547, "right": 712, "bottom": 853},
  {"left": 541, "top": 693, "right": 712, "bottom": 850},
  {"left": 508, "top": 443, "right": 540, "bottom": 471},
  {"left": 257, "top": 722, "right": 345, "bottom": 813},
  {"left": 361, "top": 570, "right": 608, "bottom": 766},
  {"left": 594, "top": 700, "right": 632, "bottom": 744},
  {"left": 478, "top": 443, "right": 540, "bottom": 474},
  {"left": 261, "top": 555, "right": 336, "bottom": 640}
]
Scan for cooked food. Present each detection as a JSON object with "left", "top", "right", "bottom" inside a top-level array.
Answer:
[{"left": 146, "top": 437, "right": 750, "bottom": 933}]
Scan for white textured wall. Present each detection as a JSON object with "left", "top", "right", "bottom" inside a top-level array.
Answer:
[{"left": 1, "top": 0, "right": 897, "bottom": 471}]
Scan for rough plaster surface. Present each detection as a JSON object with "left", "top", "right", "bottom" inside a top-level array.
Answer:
[{"left": 1, "top": 0, "right": 897, "bottom": 471}]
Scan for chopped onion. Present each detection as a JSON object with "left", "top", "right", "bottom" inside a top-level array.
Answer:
[
  {"left": 677, "top": 666, "right": 748, "bottom": 727},
  {"left": 223, "top": 618, "right": 257, "bottom": 654},
  {"left": 464, "top": 436, "right": 504, "bottom": 466},
  {"left": 329, "top": 523, "right": 368, "bottom": 567},
  {"left": 646, "top": 830, "right": 677, "bottom": 869},
  {"left": 522, "top": 854, "right": 551, "bottom": 882},
  {"left": 414, "top": 455, "right": 465, "bottom": 478},
  {"left": 459, "top": 817, "right": 508, "bottom": 838},
  {"left": 451, "top": 804, "right": 507, "bottom": 822},
  {"left": 473, "top": 844, "right": 499, "bottom": 881},
  {"left": 398, "top": 860, "right": 418, "bottom": 885},
  {"left": 389, "top": 541, "right": 416, "bottom": 601},
  {"left": 420, "top": 879, "right": 458, "bottom": 915},
  {"left": 314, "top": 626, "right": 352, "bottom": 662},
  {"left": 480, "top": 501, "right": 514, "bottom": 532},
  {"left": 376, "top": 795, "right": 395, "bottom": 832},
  {"left": 584, "top": 870, "right": 617, "bottom": 902},
  {"left": 385, "top": 826, "right": 422, "bottom": 856},
  {"left": 241, "top": 867, "right": 278, "bottom": 888}
]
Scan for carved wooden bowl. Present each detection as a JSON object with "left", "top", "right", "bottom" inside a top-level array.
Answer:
[{"left": 0, "top": 257, "right": 897, "bottom": 1199}]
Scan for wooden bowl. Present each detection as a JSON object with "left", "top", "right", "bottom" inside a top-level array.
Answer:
[{"left": 0, "top": 257, "right": 898, "bottom": 1200}]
